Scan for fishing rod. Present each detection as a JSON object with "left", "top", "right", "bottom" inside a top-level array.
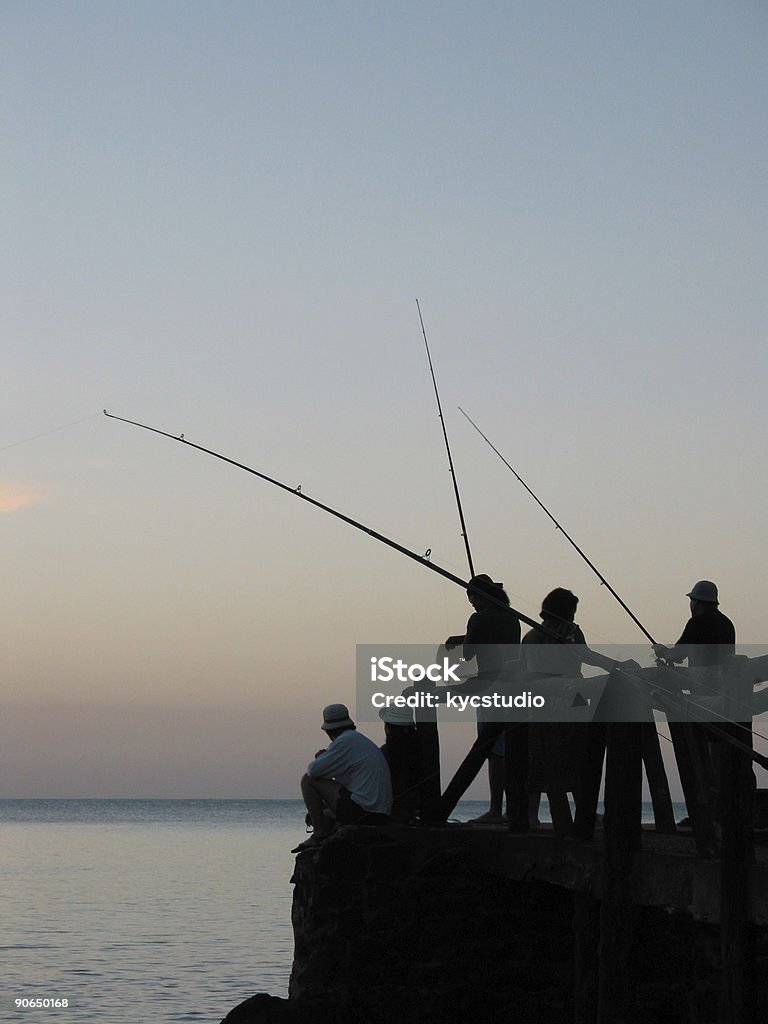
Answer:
[
  {"left": 416, "top": 300, "right": 475, "bottom": 578},
  {"left": 458, "top": 406, "right": 658, "bottom": 646},
  {"left": 103, "top": 409, "right": 560, "bottom": 640}
]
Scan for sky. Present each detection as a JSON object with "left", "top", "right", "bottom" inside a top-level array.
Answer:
[{"left": 3, "top": 1, "right": 767, "bottom": 799}]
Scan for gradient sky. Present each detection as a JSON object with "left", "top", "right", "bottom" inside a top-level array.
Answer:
[{"left": 3, "top": 1, "right": 767, "bottom": 798}]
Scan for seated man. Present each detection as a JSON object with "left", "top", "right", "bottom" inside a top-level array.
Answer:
[{"left": 293, "top": 703, "right": 393, "bottom": 852}]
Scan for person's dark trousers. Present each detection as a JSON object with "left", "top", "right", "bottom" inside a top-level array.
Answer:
[
  {"left": 415, "top": 720, "right": 441, "bottom": 823},
  {"left": 504, "top": 723, "right": 529, "bottom": 830}
]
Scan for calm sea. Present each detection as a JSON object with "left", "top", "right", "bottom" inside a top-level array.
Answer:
[{"left": 0, "top": 798, "right": 684, "bottom": 1024}]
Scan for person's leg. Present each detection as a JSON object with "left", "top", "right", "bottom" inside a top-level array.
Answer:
[
  {"left": 469, "top": 725, "right": 505, "bottom": 822},
  {"left": 300, "top": 774, "right": 342, "bottom": 837},
  {"left": 438, "top": 721, "right": 506, "bottom": 820},
  {"left": 547, "top": 789, "right": 574, "bottom": 835},
  {"left": 529, "top": 791, "right": 542, "bottom": 827},
  {"left": 487, "top": 753, "right": 505, "bottom": 816},
  {"left": 504, "top": 724, "right": 529, "bottom": 831}
]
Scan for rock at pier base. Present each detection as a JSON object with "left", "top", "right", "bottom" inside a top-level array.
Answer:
[
  {"left": 220, "top": 992, "right": 350, "bottom": 1024},
  {"left": 288, "top": 826, "right": 576, "bottom": 1023}
]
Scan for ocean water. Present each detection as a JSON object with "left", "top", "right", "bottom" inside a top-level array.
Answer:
[
  {"left": 0, "top": 800, "right": 302, "bottom": 1024},
  {"left": 0, "top": 798, "right": 685, "bottom": 1024}
]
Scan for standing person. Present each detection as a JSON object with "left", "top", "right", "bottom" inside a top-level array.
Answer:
[
  {"left": 652, "top": 581, "right": 738, "bottom": 825},
  {"left": 293, "top": 703, "right": 392, "bottom": 853},
  {"left": 443, "top": 574, "right": 522, "bottom": 825},
  {"left": 522, "top": 588, "right": 633, "bottom": 833},
  {"left": 652, "top": 581, "right": 736, "bottom": 694}
]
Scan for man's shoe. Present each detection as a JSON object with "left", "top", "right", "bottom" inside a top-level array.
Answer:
[{"left": 291, "top": 834, "right": 328, "bottom": 854}]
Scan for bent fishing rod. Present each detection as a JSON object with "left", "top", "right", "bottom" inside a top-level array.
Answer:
[
  {"left": 103, "top": 409, "right": 560, "bottom": 640},
  {"left": 417, "top": 300, "right": 475, "bottom": 578},
  {"left": 459, "top": 406, "right": 658, "bottom": 646}
]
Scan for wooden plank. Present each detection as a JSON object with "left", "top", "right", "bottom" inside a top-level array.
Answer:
[
  {"left": 640, "top": 721, "right": 676, "bottom": 834},
  {"left": 668, "top": 722, "right": 719, "bottom": 858},
  {"left": 415, "top": 720, "right": 442, "bottom": 824},
  {"left": 573, "top": 722, "right": 606, "bottom": 841}
]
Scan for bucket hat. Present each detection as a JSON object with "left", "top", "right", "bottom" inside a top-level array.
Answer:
[
  {"left": 686, "top": 580, "right": 719, "bottom": 604},
  {"left": 321, "top": 703, "right": 355, "bottom": 731}
]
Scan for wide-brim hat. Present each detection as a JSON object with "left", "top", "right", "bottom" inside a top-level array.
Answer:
[
  {"left": 686, "top": 580, "right": 719, "bottom": 604},
  {"left": 378, "top": 704, "right": 415, "bottom": 726},
  {"left": 321, "top": 703, "right": 355, "bottom": 731}
]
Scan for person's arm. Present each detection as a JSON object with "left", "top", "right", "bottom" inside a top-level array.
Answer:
[
  {"left": 653, "top": 620, "right": 695, "bottom": 665},
  {"left": 652, "top": 643, "right": 686, "bottom": 664},
  {"left": 579, "top": 648, "right": 642, "bottom": 673},
  {"left": 574, "top": 626, "right": 641, "bottom": 673},
  {"left": 581, "top": 646, "right": 623, "bottom": 672},
  {"left": 460, "top": 612, "right": 482, "bottom": 661},
  {"left": 307, "top": 739, "right": 346, "bottom": 778}
]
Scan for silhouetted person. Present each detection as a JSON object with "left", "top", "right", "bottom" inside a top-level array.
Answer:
[
  {"left": 653, "top": 581, "right": 738, "bottom": 827},
  {"left": 440, "top": 574, "right": 525, "bottom": 826},
  {"left": 653, "top": 580, "right": 735, "bottom": 694},
  {"left": 522, "top": 588, "right": 637, "bottom": 833},
  {"left": 293, "top": 703, "right": 392, "bottom": 853}
]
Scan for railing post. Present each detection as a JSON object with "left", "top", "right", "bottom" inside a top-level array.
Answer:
[
  {"left": 597, "top": 717, "right": 642, "bottom": 1023},
  {"left": 414, "top": 713, "right": 441, "bottom": 824},
  {"left": 573, "top": 891, "right": 600, "bottom": 1024},
  {"left": 573, "top": 722, "right": 606, "bottom": 841},
  {"left": 719, "top": 657, "right": 756, "bottom": 1023}
]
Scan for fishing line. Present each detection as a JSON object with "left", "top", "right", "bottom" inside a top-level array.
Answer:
[
  {"left": 459, "top": 406, "right": 657, "bottom": 645},
  {"left": 1, "top": 412, "right": 102, "bottom": 452},
  {"left": 417, "top": 300, "right": 475, "bottom": 577},
  {"left": 650, "top": 687, "right": 768, "bottom": 770},
  {"left": 653, "top": 667, "right": 768, "bottom": 748}
]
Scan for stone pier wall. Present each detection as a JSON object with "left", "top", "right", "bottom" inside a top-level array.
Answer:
[{"left": 223, "top": 826, "right": 768, "bottom": 1023}]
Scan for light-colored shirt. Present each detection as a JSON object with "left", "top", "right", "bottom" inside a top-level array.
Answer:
[{"left": 307, "top": 729, "right": 393, "bottom": 814}]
